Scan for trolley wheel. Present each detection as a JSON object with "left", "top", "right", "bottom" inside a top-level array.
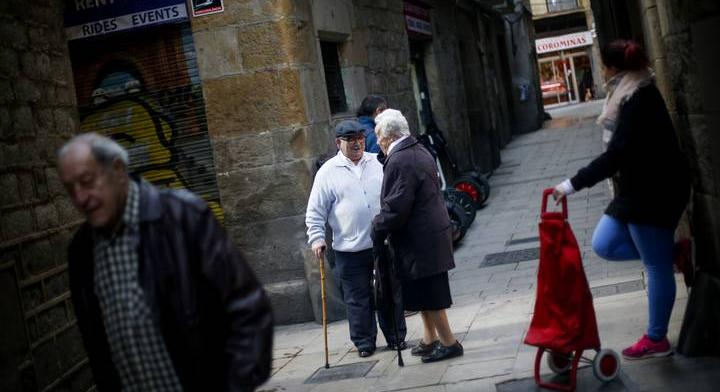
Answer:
[
  {"left": 593, "top": 349, "right": 620, "bottom": 382},
  {"left": 547, "top": 351, "right": 572, "bottom": 374}
]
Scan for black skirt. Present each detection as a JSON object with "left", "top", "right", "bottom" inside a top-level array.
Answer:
[{"left": 401, "top": 271, "right": 452, "bottom": 311}]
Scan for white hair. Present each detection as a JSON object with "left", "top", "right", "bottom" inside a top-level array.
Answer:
[
  {"left": 374, "top": 109, "right": 410, "bottom": 140},
  {"left": 58, "top": 132, "right": 129, "bottom": 169}
]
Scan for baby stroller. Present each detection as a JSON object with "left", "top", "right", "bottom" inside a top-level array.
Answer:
[{"left": 524, "top": 189, "right": 621, "bottom": 391}]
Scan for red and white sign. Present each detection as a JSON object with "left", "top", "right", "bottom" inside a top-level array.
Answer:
[
  {"left": 404, "top": 1, "right": 432, "bottom": 37},
  {"left": 536, "top": 31, "right": 593, "bottom": 54}
]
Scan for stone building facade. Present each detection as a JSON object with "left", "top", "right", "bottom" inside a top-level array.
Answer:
[
  {"left": 0, "top": 1, "right": 91, "bottom": 391},
  {"left": 0, "top": 0, "right": 541, "bottom": 389},
  {"left": 191, "top": 0, "right": 543, "bottom": 325},
  {"left": 590, "top": 0, "right": 720, "bottom": 355}
]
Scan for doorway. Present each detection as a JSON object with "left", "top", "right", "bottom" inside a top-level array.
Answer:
[
  {"left": 409, "top": 40, "right": 432, "bottom": 134},
  {"left": 538, "top": 50, "right": 592, "bottom": 107}
]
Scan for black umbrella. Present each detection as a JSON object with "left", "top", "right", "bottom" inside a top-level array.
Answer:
[{"left": 374, "top": 237, "right": 404, "bottom": 367}]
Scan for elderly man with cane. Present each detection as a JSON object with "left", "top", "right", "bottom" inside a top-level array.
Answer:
[
  {"left": 306, "top": 120, "right": 407, "bottom": 358},
  {"left": 372, "top": 109, "right": 464, "bottom": 363}
]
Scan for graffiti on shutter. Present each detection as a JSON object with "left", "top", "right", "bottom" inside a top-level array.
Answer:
[{"left": 67, "top": 22, "right": 224, "bottom": 222}]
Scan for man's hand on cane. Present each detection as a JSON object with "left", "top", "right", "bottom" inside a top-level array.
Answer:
[{"left": 312, "top": 239, "right": 327, "bottom": 258}]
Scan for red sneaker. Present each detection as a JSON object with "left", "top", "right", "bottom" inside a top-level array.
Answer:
[{"left": 622, "top": 335, "right": 672, "bottom": 360}]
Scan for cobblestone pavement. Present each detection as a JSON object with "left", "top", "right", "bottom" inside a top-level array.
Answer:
[{"left": 259, "top": 101, "right": 719, "bottom": 392}]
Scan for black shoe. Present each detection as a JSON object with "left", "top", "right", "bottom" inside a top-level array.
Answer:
[
  {"left": 358, "top": 348, "right": 375, "bottom": 358},
  {"left": 411, "top": 340, "right": 439, "bottom": 356},
  {"left": 386, "top": 341, "right": 408, "bottom": 351},
  {"left": 421, "top": 341, "right": 464, "bottom": 363}
]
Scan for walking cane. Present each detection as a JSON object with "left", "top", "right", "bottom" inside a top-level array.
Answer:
[
  {"left": 318, "top": 250, "right": 330, "bottom": 369},
  {"left": 384, "top": 238, "right": 404, "bottom": 367}
]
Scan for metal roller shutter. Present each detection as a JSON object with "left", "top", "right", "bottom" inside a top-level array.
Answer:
[{"left": 66, "top": 5, "right": 224, "bottom": 221}]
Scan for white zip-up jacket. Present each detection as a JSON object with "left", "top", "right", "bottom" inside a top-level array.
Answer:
[{"left": 305, "top": 151, "right": 383, "bottom": 252}]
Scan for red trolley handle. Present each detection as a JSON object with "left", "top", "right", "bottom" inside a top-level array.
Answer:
[{"left": 541, "top": 188, "right": 568, "bottom": 219}]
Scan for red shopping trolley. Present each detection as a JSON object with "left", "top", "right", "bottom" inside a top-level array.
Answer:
[{"left": 524, "top": 189, "right": 620, "bottom": 391}]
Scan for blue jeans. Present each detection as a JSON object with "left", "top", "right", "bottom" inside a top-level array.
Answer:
[
  {"left": 333, "top": 249, "right": 406, "bottom": 351},
  {"left": 591, "top": 215, "right": 676, "bottom": 340}
]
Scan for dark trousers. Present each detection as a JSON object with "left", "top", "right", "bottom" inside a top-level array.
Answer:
[{"left": 333, "top": 249, "right": 406, "bottom": 351}]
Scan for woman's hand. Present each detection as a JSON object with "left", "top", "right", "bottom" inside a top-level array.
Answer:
[
  {"left": 552, "top": 184, "right": 567, "bottom": 204},
  {"left": 553, "top": 179, "right": 575, "bottom": 204}
]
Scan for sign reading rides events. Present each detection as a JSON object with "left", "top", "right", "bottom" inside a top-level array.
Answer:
[{"left": 64, "top": 0, "right": 188, "bottom": 41}]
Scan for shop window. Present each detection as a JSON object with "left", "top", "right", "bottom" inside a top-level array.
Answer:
[{"left": 320, "top": 41, "right": 348, "bottom": 114}]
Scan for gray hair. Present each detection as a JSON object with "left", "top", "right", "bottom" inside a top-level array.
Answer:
[
  {"left": 58, "top": 133, "right": 129, "bottom": 169},
  {"left": 374, "top": 109, "right": 411, "bottom": 140}
]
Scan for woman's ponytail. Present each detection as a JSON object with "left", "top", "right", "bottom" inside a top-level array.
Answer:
[
  {"left": 623, "top": 41, "right": 649, "bottom": 70},
  {"left": 601, "top": 39, "right": 649, "bottom": 71}
]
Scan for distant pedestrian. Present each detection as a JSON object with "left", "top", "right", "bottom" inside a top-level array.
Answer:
[
  {"left": 372, "top": 109, "right": 464, "bottom": 363},
  {"left": 552, "top": 40, "right": 690, "bottom": 360},
  {"left": 356, "top": 95, "right": 388, "bottom": 154},
  {"left": 58, "top": 133, "right": 273, "bottom": 391},
  {"left": 305, "top": 120, "right": 407, "bottom": 358}
]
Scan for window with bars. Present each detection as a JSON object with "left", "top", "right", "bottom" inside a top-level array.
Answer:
[
  {"left": 320, "top": 41, "right": 348, "bottom": 114},
  {"left": 531, "top": 0, "right": 579, "bottom": 16}
]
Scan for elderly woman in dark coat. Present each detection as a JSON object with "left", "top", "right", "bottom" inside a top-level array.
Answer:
[{"left": 371, "top": 109, "right": 464, "bottom": 363}]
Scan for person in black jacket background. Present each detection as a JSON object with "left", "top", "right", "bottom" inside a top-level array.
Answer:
[
  {"left": 58, "top": 133, "right": 273, "bottom": 391},
  {"left": 553, "top": 40, "right": 690, "bottom": 361}
]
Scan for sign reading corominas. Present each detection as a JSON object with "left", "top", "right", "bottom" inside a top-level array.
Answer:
[{"left": 535, "top": 31, "right": 593, "bottom": 54}]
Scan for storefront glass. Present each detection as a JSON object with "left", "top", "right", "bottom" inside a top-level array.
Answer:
[{"left": 539, "top": 50, "right": 593, "bottom": 107}]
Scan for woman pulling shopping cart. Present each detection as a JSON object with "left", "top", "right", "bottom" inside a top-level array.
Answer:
[{"left": 552, "top": 39, "right": 691, "bottom": 361}]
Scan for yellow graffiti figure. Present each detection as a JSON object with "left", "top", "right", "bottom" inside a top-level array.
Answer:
[{"left": 80, "top": 90, "right": 224, "bottom": 222}]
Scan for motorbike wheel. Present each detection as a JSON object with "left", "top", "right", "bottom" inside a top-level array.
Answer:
[
  {"left": 445, "top": 197, "right": 468, "bottom": 244},
  {"left": 444, "top": 189, "right": 476, "bottom": 226},
  {"left": 453, "top": 175, "right": 487, "bottom": 208}
]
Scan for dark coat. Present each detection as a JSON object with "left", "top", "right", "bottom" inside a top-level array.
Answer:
[
  {"left": 570, "top": 83, "right": 690, "bottom": 228},
  {"left": 68, "top": 179, "right": 273, "bottom": 392},
  {"left": 372, "top": 136, "right": 455, "bottom": 279}
]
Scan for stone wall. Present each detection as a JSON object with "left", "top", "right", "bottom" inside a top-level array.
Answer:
[
  {"left": 636, "top": 0, "right": 720, "bottom": 355},
  {"left": 636, "top": 0, "right": 720, "bottom": 264},
  {"left": 504, "top": 1, "right": 545, "bottom": 135},
  {"left": 190, "top": 0, "right": 324, "bottom": 324},
  {"left": 190, "top": 0, "right": 419, "bottom": 325},
  {"left": 0, "top": 1, "right": 91, "bottom": 391},
  {"left": 423, "top": 1, "right": 522, "bottom": 173},
  {"left": 352, "top": 0, "right": 416, "bottom": 128},
  {"left": 422, "top": 2, "right": 476, "bottom": 172}
]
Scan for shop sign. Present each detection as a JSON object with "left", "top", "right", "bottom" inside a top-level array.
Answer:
[
  {"left": 64, "top": 0, "right": 188, "bottom": 41},
  {"left": 404, "top": 2, "right": 432, "bottom": 37},
  {"left": 191, "top": 0, "right": 224, "bottom": 17},
  {"left": 535, "top": 31, "right": 593, "bottom": 54}
]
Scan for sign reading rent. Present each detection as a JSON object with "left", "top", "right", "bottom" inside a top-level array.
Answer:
[
  {"left": 535, "top": 31, "right": 593, "bottom": 54},
  {"left": 64, "top": 0, "right": 188, "bottom": 41}
]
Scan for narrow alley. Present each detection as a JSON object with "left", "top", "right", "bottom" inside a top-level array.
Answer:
[
  {"left": 262, "top": 101, "right": 720, "bottom": 392},
  {"left": 2, "top": 1, "right": 719, "bottom": 391}
]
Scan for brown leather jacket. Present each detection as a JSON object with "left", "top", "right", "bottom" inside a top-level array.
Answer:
[
  {"left": 372, "top": 136, "right": 455, "bottom": 280},
  {"left": 68, "top": 179, "right": 273, "bottom": 391}
]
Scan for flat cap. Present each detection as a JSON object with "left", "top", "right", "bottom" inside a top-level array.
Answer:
[{"left": 335, "top": 120, "right": 365, "bottom": 137}]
